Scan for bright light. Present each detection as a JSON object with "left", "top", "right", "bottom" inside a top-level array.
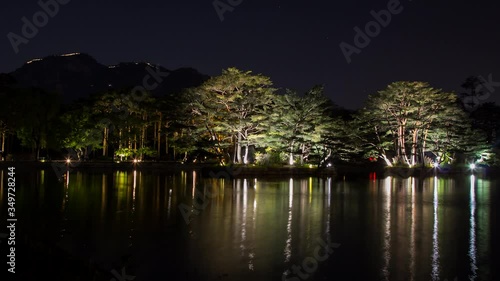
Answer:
[
  {"left": 309, "top": 164, "right": 313, "bottom": 168},
  {"left": 66, "top": 159, "right": 71, "bottom": 164},
  {"left": 327, "top": 163, "right": 332, "bottom": 167},
  {"left": 470, "top": 163, "right": 476, "bottom": 170},
  {"left": 433, "top": 162, "right": 439, "bottom": 168},
  {"left": 133, "top": 159, "right": 138, "bottom": 163}
]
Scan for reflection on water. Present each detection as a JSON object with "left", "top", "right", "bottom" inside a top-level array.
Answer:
[
  {"left": 469, "top": 175, "right": 477, "bottom": 281},
  {"left": 432, "top": 176, "right": 440, "bottom": 281},
  {"left": 0, "top": 169, "right": 497, "bottom": 281},
  {"left": 382, "top": 176, "right": 392, "bottom": 281}
]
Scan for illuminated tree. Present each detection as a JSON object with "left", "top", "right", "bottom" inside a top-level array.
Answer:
[
  {"left": 356, "top": 81, "right": 485, "bottom": 166},
  {"left": 255, "top": 86, "right": 341, "bottom": 166},
  {"left": 59, "top": 106, "right": 102, "bottom": 160},
  {"left": 187, "top": 68, "right": 276, "bottom": 164}
]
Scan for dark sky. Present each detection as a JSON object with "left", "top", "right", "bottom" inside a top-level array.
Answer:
[{"left": 1, "top": 0, "right": 500, "bottom": 109}]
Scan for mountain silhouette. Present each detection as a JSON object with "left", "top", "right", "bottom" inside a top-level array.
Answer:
[{"left": 7, "top": 52, "right": 209, "bottom": 103}]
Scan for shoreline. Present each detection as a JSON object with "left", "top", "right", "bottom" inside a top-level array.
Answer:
[{"left": 0, "top": 161, "right": 496, "bottom": 178}]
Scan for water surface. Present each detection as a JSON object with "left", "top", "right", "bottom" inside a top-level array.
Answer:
[{"left": 0, "top": 168, "right": 498, "bottom": 281}]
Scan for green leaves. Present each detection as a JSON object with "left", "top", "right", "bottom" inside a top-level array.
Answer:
[{"left": 355, "top": 81, "right": 488, "bottom": 166}]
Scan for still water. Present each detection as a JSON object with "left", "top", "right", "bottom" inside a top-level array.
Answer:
[{"left": 0, "top": 168, "right": 498, "bottom": 281}]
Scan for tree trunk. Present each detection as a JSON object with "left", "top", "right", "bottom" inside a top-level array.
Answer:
[
  {"left": 140, "top": 126, "right": 145, "bottom": 160},
  {"left": 422, "top": 129, "right": 429, "bottom": 163},
  {"left": 118, "top": 129, "right": 122, "bottom": 149},
  {"left": 236, "top": 133, "right": 242, "bottom": 163},
  {"left": 103, "top": 127, "right": 107, "bottom": 157},
  {"left": 1, "top": 132, "right": 5, "bottom": 156},
  {"left": 233, "top": 135, "right": 237, "bottom": 163},
  {"left": 411, "top": 129, "right": 418, "bottom": 166},
  {"left": 381, "top": 154, "right": 392, "bottom": 167},
  {"left": 244, "top": 143, "right": 249, "bottom": 164},
  {"left": 398, "top": 122, "right": 410, "bottom": 165},
  {"left": 165, "top": 132, "right": 168, "bottom": 159}
]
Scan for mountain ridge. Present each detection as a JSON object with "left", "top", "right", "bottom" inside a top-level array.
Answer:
[{"left": 6, "top": 52, "right": 209, "bottom": 103}]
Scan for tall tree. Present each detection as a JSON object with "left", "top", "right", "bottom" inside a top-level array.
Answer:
[
  {"left": 355, "top": 81, "right": 483, "bottom": 166},
  {"left": 188, "top": 68, "right": 275, "bottom": 164}
]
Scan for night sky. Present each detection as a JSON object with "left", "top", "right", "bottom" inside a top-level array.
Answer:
[{"left": 2, "top": 0, "right": 500, "bottom": 109}]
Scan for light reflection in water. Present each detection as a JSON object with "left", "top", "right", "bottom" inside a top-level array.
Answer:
[
  {"left": 129, "top": 170, "right": 137, "bottom": 247},
  {"left": 284, "top": 178, "right": 293, "bottom": 263},
  {"left": 250, "top": 179, "right": 257, "bottom": 271},
  {"left": 382, "top": 176, "right": 392, "bottom": 281},
  {"left": 469, "top": 175, "right": 477, "bottom": 280},
  {"left": 241, "top": 179, "right": 248, "bottom": 255},
  {"left": 410, "top": 177, "right": 416, "bottom": 281},
  {"left": 61, "top": 170, "right": 70, "bottom": 238},
  {"left": 7, "top": 170, "right": 495, "bottom": 281},
  {"left": 167, "top": 189, "right": 172, "bottom": 219},
  {"left": 326, "top": 177, "right": 331, "bottom": 243},
  {"left": 432, "top": 176, "right": 440, "bottom": 281},
  {"left": 101, "top": 173, "right": 106, "bottom": 219},
  {"left": 192, "top": 171, "right": 196, "bottom": 199}
]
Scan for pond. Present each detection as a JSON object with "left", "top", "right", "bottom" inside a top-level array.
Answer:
[{"left": 0, "top": 168, "right": 498, "bottom": 281}]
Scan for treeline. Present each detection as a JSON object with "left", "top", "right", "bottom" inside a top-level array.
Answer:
[{"left": 0, "top": 69, "right": 498, "bottom": 167}]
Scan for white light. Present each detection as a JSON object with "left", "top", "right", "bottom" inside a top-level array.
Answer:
[
  {"left": 433, "top": 162, "right": 439, "bottom": 168},
  {"left": 327, "top": 163, "right": 332, "bottom": 167},
  {"left": 66, "top": 159, "right": 71, "bottom": 163},
  {"left": 60, "top": 52, "right": 80, "bottom": 57},
  {"left": 470, "top": 164, "right": 476, "bottom": 170},
  {"left": 133, "top": 159, "right": 138, "bottom": 163}
]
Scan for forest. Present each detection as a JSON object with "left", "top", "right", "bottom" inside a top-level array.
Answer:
[{"left": 0, "top": 69, "right": 499, "bottom": 168}]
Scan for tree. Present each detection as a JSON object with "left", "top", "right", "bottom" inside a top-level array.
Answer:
[
  {"left": 256, "top": 86, "right": 340, "bottom": 166},
  {"left": 355, "top": 81, "right": 485, "bottom": 166},
  {"left": 12, "top": 88, "right": 61, "bottom": 160},
  {"left": 187, "top": 68, "right": 276, "bottom": 164},
  {"left": 59, "top": 106, "right": 102, "bottom": 160}
]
